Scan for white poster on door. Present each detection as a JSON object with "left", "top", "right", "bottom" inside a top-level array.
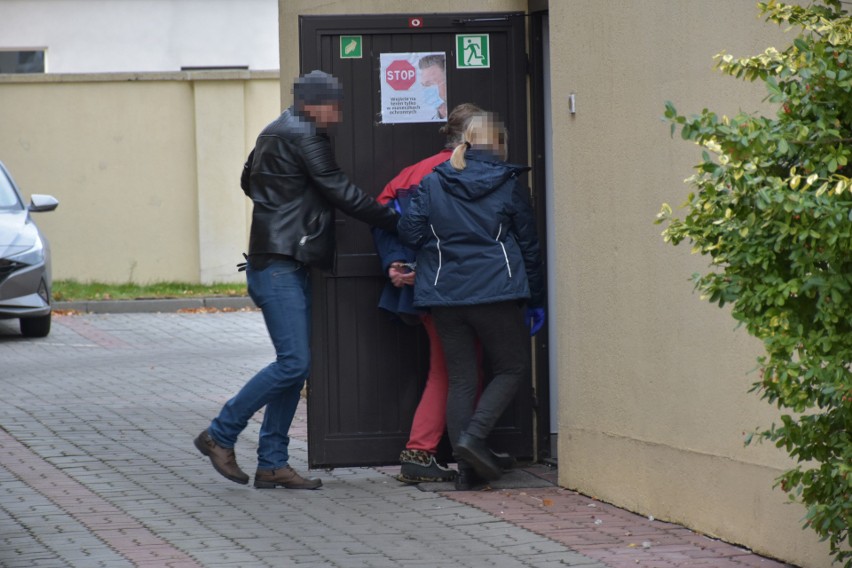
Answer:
[{"left": 380, "top": 52, "right": 447, "bottom": 124}]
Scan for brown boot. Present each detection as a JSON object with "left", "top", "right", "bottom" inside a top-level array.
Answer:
[
  {"left": 254, "top": 466, "right": 322, "bottom": 489},
  {"left": 193, "top": 429, "right": 249, "bottom": 485}
]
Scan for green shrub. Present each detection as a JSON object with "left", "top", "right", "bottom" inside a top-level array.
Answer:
[{"left": 657, "top": 1, "right": 851, "bottom": 564}]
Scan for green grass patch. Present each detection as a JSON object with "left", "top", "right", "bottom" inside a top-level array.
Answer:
[{"left": 53, "top": 280, "right": 248, "bottom": 302}]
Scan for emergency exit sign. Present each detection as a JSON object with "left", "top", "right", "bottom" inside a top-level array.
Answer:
[
  {"left": 456, "top": 34, "right": 490, "bottom": 68},
  {"left": 340, "top": 36, "right": 362, "bottom": 59}
]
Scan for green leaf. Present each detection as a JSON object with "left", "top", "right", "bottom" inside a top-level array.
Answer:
[{"left": 659, "top": 6, "right": 852, "bottom": 562}]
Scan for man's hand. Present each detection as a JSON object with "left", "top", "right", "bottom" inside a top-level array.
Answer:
[{"left": 389, "top": 262, "right": 416, "bottom": 287}]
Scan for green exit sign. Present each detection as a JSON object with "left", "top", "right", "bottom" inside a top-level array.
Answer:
[{"left": 456, "top": 34, "right": 490, "bottom": 68}]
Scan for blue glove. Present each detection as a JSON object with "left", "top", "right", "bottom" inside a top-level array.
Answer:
[{"left": 526, "top": 307, "right": 545, "bottom": 336}]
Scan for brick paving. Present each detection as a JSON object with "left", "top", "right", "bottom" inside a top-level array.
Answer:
[
  {"left": 444, "top": 487, "right": 792, "bottom": 568},
  {"left": 0, "top": 310, "right": 799, "bottom": 567}
]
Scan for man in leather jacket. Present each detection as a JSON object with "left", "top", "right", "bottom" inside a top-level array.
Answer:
[{"left": 195, "top": 70, "right": 399, "bottom": 490}]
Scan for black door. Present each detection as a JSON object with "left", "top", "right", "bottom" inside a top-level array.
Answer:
[{"left": 300, "top": 13, "right": 533, "bottom": 468}]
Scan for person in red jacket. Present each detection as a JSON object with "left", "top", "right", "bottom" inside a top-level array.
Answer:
[{"left": 374, "top": 103, "right": 511, "bottom": 489}]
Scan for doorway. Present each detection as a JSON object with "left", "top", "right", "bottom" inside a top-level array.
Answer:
[{"left": 299, "top": 12, "right": 545, "bottom": 468}]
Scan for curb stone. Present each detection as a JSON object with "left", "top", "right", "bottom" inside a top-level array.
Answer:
[{"left": 54, "top": 296, "right": 256, "bottom": 314}]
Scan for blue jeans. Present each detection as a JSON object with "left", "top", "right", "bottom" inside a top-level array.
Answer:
[{"left": 208, "top": 258, "right": 311, "bottom": 470}]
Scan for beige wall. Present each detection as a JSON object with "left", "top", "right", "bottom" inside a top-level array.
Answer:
[
  {"left": 548, "top": 1, "right": 831, "bottom": 566},
  {"left": 278, "top": 1, "right": 836, "bottom": 566},
  {"left": 0, "top": 71, "right": 280, "bottom": 283}
]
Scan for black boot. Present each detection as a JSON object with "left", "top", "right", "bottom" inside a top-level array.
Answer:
[
  {"left": 455, "top": 462, "right": 486, "bottom": 491},
  {"left": 455, "top": 432, "right": 502, "bottom": 481},
  {"left": 491, "top": 449, "right": 515, "bottom": 471}
]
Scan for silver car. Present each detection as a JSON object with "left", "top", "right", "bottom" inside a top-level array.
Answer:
[{"left": 0, "top": 161, "right": 58, "bottom": 337}]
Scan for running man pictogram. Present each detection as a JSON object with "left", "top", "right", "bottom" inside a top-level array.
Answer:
[{"left": 456, "top": 34, "right": 490, "bottom": 68}]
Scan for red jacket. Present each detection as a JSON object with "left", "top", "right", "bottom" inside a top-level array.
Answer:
[
  {"left": 373, "top": 149, "right": 452, "bottom": 317},
  {"left": 377, "top": 150, "right": 452, "bottom": 206}
]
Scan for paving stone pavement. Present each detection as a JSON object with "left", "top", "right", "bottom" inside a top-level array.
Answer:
[{"left": 0, "top": 310, "right": 798, "bottom": 568}]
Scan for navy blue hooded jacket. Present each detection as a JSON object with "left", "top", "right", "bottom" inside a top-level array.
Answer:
[{"left": 397, "top": 150, "right": 544, "bottom": 309}]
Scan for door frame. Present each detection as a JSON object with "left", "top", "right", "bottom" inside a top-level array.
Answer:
[
  {"left": 528, "top": 8, "right": 553, "bottom": 463},
  {"left": 299, "top": 11, "right": 547, "bottom": 468}
]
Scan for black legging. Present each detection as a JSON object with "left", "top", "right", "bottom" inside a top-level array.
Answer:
[{"left": 432, "top": 301, "right": 530, "bottom": 450}]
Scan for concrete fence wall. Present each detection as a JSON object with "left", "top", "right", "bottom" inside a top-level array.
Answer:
[{"left": 0, "top": 71, "right": 280, "bottom": 284}]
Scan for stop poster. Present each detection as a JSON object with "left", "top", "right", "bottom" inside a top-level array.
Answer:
[{"left": 379, "top": 52, "right": 447, "bottom": 124}]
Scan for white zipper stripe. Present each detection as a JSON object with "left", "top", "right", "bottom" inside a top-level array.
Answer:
[
  {"left": 431, "top": 224, "right": 442, "bottom": 286},
  {"left": 496, "top": 223, "right": 512, "bottom": 277}
]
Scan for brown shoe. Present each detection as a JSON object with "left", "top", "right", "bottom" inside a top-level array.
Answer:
[
  {"left": 193, "top": 429, "right": 249, "bottom": 485},
  {"left": 254, "top": 466, "right": 322, "bottom": 490}
]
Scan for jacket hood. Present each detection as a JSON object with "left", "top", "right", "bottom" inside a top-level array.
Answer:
[{"left": 433, "top": 150, "right": 529, "bottom": 201}]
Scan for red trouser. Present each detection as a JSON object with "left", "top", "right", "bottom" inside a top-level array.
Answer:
[{"left": 406, "top": 314, "right": 481, "bottom": 453}]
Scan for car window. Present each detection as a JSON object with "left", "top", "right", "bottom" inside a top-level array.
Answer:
[{"left": 0, "top": 168, "right": 24, "bottom": 210}]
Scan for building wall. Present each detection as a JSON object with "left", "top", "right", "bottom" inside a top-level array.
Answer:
[
  {"left": 278, "top": 0, "right": 527, "bottom": 109},
  {"left": 0, "top": 0, "right": 278, "bottom": 73},
  {"left": 548, "top": 1, "right": 831, "bottom": 566},
  {"left": 278, "top": 1, "right": 835, "bottom": 567},
  {"left": 0, "top": 71, "right": 280, "bottom": 283}
]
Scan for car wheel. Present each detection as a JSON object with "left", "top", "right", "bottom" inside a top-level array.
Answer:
[{"left": 20, "top": 313, "right": 51, "bottom": 338}]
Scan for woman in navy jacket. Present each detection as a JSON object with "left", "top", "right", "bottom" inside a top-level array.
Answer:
[{"left": 398, "top": 112, "right": 545, "bottom": 484}]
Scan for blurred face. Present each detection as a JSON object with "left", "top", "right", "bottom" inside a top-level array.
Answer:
[
  {"left": 470, "top": 116, "right": 508, "bottom": 160},
  {"left": 302, "top": 102, "right": 342, "bottom": 128}
]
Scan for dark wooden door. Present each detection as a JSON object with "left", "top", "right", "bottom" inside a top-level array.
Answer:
[{"left": 300, "top": 13, "right": 532, "bottom": 468}]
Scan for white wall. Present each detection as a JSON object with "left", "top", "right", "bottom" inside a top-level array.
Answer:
[{"left": 0, "top": 0, "right": 278, "bottom": 73}]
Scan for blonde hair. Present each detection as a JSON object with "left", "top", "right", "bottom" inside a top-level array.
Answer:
[{"left": 449, "top": 112, "right": 509, "bottom": 170}]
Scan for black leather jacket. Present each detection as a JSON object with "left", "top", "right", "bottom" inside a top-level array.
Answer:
[{"left": 242, "top": 107, "right": 398, "bottom": 269}]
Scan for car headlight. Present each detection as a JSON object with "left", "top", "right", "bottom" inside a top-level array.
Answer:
[{"left": 6, "top": 233, "right": 45, "bottom": 266}]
